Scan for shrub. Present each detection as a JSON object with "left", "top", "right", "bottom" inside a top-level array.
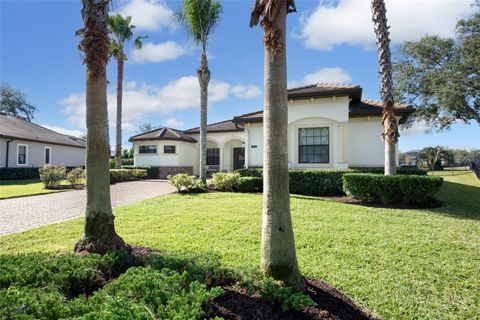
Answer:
[
  {"left": 0, "top": 167, "right": 39, "bottom": 180},
  {"left": 66, "top": 167, "right": 84, "bottom": 186},
  {"left": 209, "top": 172, "right": 240, "bottom": 191},
  {"left": 39, "top": 165, "right": 67, "bottom": 189},
  {"left": 342, "top": 173, "right": 443, "bottom": 204},
  {"left": 109, "top": 159, "right": 116, "bottom": 169},
  {"left": 234, "top": 168, "right": 263, "bottom": 177},
  {"left": 121, "top": 158, "right": 134, "bottom": 166},
  {"left": 167, "top": 174, "right": 203, "bottom": 193},
  {"left": 356, "top": 166, "right": 428, "bottom": 176},
  {"left": 289, "top": 170, "right": 351, "bottom": 196},
  {"left": 122, "top": 165, "right": 157, "bottom": 179},
  {"left": 257, "top": 278, "right": 316, "bottom": 311},
  {"left": 109, "top": 169, "right": 147, "bottom": 183},
  {"left": 237, "top": 176, "right": 262, "bottom": 193}
]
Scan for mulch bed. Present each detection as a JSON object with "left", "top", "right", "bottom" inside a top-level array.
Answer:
[
  {"left": 208, "top": 280, "right": 378, "bottom": 320},
  {"left": 321, "top": 196, "right": 442, "bottom": 210}
]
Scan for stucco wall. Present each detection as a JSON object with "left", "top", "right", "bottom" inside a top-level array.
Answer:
[{"left": 0, "top": 138, "right": 85, "bottom": 168}]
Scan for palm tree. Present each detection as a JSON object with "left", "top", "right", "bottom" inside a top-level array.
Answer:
[
  {"left": 109, "top": 14, "right": 145, "bottom": 169},
  {"left": 250, "top": 0, "right": 303, "bottom": 288},
  {"left": 75, "top": 0, "right": 128, "bottom": 254},
  {"left": 371, "top": 0, "right": 399, "bottom": 175},
  {"left": 176, "top": 0, "right": 222, "bottom": 182}
]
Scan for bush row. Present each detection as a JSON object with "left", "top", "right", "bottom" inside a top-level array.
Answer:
[
  {"left": 352, "top": 166, "right": 428, "bottom": 176},
  {"left": 0, "top": 167, "right": 40, "bottom": 180},
  {"left": 342, "top": 173, "right": 443, "bottom": 204},
  {"left": 121, "top": 165, "right": 157, "bottom": 179},
  {"left": 38, "top": 166, "right": 84, "bottom": 189},
  {"left": 109, "top": 169, "right": 148, "bottom": 183}
]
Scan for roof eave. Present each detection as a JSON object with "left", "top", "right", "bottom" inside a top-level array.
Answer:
[{"left": 0, "top": 134, "right": 86, "bottom": 149}]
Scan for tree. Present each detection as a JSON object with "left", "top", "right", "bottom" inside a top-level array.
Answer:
[
  {"left": 371, "top": 0, "right": 398, "bottom": 176},
  {"left": 109, "top": 14, "right": 146, "bottom": 169},
  {"left": 394, "top": 3, "right": 480, "bottom": 131},
  {"left": 74, "top": 0, "right": 128, "bottom": 254},
  {"left": 399, "top": 152, "right": 412, "bottom": 166},
  {"left": 176, "top": 0, "right": 222, "bottom": 182},
  {"left": 0, "top": 83, "right": 36, "bottom": 121},
  {"left": 136, "top": 122, "right": 157, "bottom": 133},
  {"left": 250, "top": 0, "right": 303, "bottom": 288},
  {"left": 417, "top": 146, "right": 452, "bottom": 170}
]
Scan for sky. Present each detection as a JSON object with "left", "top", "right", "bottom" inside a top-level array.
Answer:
[{"left": 0, "top": 0, "right": 478, "bottom": 152}]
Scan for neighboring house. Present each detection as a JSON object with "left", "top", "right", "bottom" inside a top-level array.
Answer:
[
  {"left": 405, "top": 150, "right": 420, "bottom": 166},
  {"left": 0, "top": 113, "right": 86, "bottom": 168},
  {"left": 129, "top": 84, "right": 414, "bottom": 178}
]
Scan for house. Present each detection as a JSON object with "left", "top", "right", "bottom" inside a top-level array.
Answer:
[
  {"left": 0, "top": 113, "right": 86, "bottom": 168},
  {"left": 129, "top": 84, "right": 414, "bottom": 178}
]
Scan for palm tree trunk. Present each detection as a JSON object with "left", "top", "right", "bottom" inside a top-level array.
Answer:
[
  {"left": 75, "top": 0, "right": 127, "bottom": 254},
  {"left": 260, "top": 2, "right": 303, "bottom": 288},
  {"left": 197, "top": 49, "right": 210, "bottom": 182},
  {"left": 371, "top": 0, "right": 398, "bottom": 175},
  {"left": 115, "top": 57, "right": 123, "bottom": 169}
]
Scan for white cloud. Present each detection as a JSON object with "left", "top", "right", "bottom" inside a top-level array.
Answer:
[
  {"left": 302, "top": 67, "right": 352, "bottom": 84},
  {"left": 231, "top": 85, "right": 262, "bottom": 99},
  {"left": 116, "top": 0, "right": 174, "bottom": 31},
  {"left": 298, "top": 0, "right": 472, "bottom": 51},
  {"left": 164, "top": 117, "right": 185, "bottom": 128},
  {"left": 131, "top": 41, "right": 189, "bottom": 64},
  {"left": 400, "top": 121, "right": 429, "bottom": 136},
  {"left": 59, "top": 76, "right": 260, "bottom": 133},
  {"left": 41, "top": 124, "right": 84, "bottom": 138}
]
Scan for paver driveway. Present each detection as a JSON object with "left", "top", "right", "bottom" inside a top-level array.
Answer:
[{"left": 0, "top": 180, "right": 175, "bottom": 235}]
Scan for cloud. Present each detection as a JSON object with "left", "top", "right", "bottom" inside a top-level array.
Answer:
[
  {"left": 116, "top": 0, "right": 174, "bottom": 31},
  {"left": 131, "top": 41, "right": 190, "bottom": 64},
  {"left": 164, "top": 117, "right": 185, "bottom": 128},
  {"left": 400, "top": 121, "right": 429, "bottom": 136},
  {"left": 41, "top": 124, "right": 84, "bottom": 138},
  {"left": 231, "top": 85, "right": 262, "bottom": 99},
  {"left": 297, "top": 0, "right": 472, "bottom": 51},
  {"left": 59, "top": 76, "right": 260, "bottom": 133}
]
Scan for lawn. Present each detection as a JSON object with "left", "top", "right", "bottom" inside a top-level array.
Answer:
[
  {"left": 1, "top": 171, "right": 479, "bottom": 319},
  {"left": 0, "top": 179, "right": 82, "bottom": 199}
]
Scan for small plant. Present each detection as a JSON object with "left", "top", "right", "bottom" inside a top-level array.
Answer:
[
  {"left": 237, "top": 176, "right": 262, "bottom": 192},
  {"left": 209, "top": 172, "right": 240, "bottom": 191},
  {"left": 39, "top": 165, "right": 67, "bottom": 189},
  {"left": 167, "top": 174, "right": 204, "bottom": 193},
  {"left": 66, "top": 167, "right": 84, "bottom": 187}
]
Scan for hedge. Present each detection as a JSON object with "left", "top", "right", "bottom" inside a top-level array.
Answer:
[
  {"left": 355, "top": 166, "right": 428, "bottom": 176},
  {"left": 237, "top": 176, "right": 263, "bottom": 193},
  {"left": 342, "top": 173, "right": 443, "bottom": 204},
  {"left": 110, "top": 169, "right": 147, "bottom": 183},
  {"left": 235, "top": 168, "right": 263, "bottom": 177},
  {"left": 0, "top": 167, "right": 40, "bottom": 180},
  {"left": 289, "top": 170, "right": 350, "bottom": 196},
  {"left": 121, "top": 165, "right": 157, "bottom": 179}
]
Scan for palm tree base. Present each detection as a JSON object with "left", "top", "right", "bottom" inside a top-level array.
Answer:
[
  {"left": 74, "top": 234, "right": 130, "bottom": 255},
  {"left": 262, "top": 263, "right": 306, "bottom": 290}
]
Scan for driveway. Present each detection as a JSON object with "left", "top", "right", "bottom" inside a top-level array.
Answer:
[{"left": 0, "top": 180, "right": 175, "bottom": 236}]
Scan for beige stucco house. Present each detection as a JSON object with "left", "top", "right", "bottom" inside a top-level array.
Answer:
[
  {"left": 129, "top": 84, "right": 414, "bottom": 178},
  {"left": 0, "top": 113, "right": 86, "bottom": 168}
]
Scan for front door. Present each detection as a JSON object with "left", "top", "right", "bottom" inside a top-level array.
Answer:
[{"left": 233, "top": 147, "right": 245, "bottom": 171}]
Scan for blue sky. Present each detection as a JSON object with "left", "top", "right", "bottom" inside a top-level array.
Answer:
[{"left": 0, "top": 0, "right": 478, "bottom": 152}]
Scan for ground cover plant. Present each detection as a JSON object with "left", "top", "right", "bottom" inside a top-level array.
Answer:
[{"left": 0, "top": 171, "right": 479, "bottom": 319}]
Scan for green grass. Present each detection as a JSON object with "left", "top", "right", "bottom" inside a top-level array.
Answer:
[
  {"left": 0, "top": 179, "right": 85, "bottom": 199},
  {"left": 1, "top": 172, "right": 479, "bottom": 319}
]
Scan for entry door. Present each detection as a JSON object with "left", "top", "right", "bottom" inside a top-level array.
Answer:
[{"left": 233, "top": 147, "right": 245, "bottom": 171}]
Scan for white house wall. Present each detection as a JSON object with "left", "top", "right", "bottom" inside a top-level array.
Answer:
[{"left": 134, "top": 140, "right": 198, "bottom": 172}]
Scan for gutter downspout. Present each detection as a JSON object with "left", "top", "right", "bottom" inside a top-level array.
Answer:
[{"left": 6, "top": 139, "right": 13, "bottom": 168}]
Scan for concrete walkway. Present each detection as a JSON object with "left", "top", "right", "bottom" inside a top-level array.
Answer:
[{"left": 0, "top": 180, "right": 175, "bottom": 236}]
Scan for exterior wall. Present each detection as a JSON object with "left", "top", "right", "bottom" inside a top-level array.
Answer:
[{"left": 0, "top": 138, "right": 85, "bottom": 168}]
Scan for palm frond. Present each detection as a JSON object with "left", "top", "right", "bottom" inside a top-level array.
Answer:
[{"left": 108, "top": 13, "right": 146, "bottom": 60}]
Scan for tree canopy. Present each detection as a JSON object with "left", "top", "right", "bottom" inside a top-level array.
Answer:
[
  {"left": 108, "top": 14, "right": 145, "bottom": 60},
  {"left": 393, "top": 3, "right": 479, "bottom": 131},
  {"left": 0, "top": 83, "right": 36, "bottom": 121}
]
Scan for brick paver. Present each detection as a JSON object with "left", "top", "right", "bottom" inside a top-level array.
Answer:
[{"left": 0, "top": 180, "right": 175, "bottom": 235}]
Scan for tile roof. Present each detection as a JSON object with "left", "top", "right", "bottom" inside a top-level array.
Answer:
[
  {"left": 129, "top": 127, "right": 197, "bottom": 143},
  {"left": 288, "top": 83, "right": 362, "bottom": 102},
  {"left": 184, "top": 119, "right": 243, "bottom": 134},
  {"left": 0, "top": 113, "right": 86, "bottom": 148}
]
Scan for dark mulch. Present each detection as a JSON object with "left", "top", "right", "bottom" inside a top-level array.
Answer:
[
  {"left": 208, "top": 279, "right": 378, "bottom": 320},
  {"left": 321, "top": 196, "right": 442, "bottom": 209}
]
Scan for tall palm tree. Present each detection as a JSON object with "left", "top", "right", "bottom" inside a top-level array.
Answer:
[
  {"left": 250, "top": 0, "right": 303, "bottom": 288},
  {"left": 176, "top": 0, "right": 222, "bottom": 182},
  {"left": 109, "top": 14, "right": 145, "bottom": 169},
  {"left": 371, "top": 0, "right": 399, "bottom": 175},
  {"left": 75, "top": 0, "right": 128, "bottom": 254}
]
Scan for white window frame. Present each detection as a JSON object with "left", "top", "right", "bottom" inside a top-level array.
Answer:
[
  {"left": 17, "top": 144, "right": 28, "bottom": 166},
  {"left": 44, "top": 146, "right": 52, "bottom": 165}
]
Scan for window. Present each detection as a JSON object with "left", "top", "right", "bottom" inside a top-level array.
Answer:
[
  {"left": 164, "top": 145, "right": 176, "bottom": 154},
  {"left": 139, "top": 145, "right": 157, "bottom": 154},
  {"left": 298, "top": 127, "right": 329, "bottom": 163},
  {"left": 207, "top": 148, "right": 220, "bottom": 165},
  {"left": 17, "top": 144, "right": 28, "bottom": 165},
  {"left": 45, "top": 147, "right": 51, "bottom": 165}
]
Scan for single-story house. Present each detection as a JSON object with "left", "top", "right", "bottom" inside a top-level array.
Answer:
[
  {"left": 129, "top": 84, "right": 414, "bottom": 178},
  {"left": 0, "top": 113, "right": 86, "bottom": 168}
]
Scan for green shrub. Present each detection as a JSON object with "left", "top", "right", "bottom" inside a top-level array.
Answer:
[
  {"left": 122, "top": 165, "right": 157, "bottom": 178},
  {"left": 67, "top": 167, "right": 84, "bottom": 186},
  {"left": 167, "top": 174, "right": 204, "bottom": 193},
  {"left": 356, "top": 166, "right": 428, "bottom": 176},
  {"left": 121, "top": 158, "right": 134, "bottom": 166},
  {"left": 110, "top": 169, "right": 147, "bottom": 183},
  {"left": 289, "top": 170, "right": 351, "bottom": 196},
  {"left": 39, "top": 165, "right": 67, "bottom": 189},
  {"left": 0, "top": 167, "right": 39, "bottom": 180},
  {"left": 109, "top": 159, "right": 116, "bottom": 169},
  {"left": 342, "top": 173, "right": 443, "bottom": 204},
  {"left": 234, "top": 168, "right": 263, "bottom": 177},
  {"left": 237, "top": 176, "right": 263, "bottom": 193},
  {"left": 209, "top": 172, "right": 240, "bottom": 191}
]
